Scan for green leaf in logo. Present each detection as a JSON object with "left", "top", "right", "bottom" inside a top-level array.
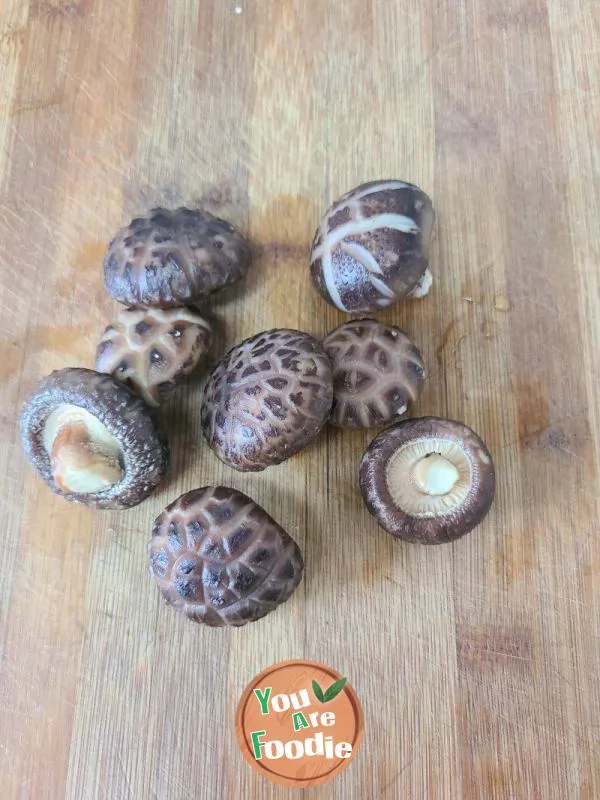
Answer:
[
  {"left": 312, "top": 679, "right": 326, "bottom": 703},
  {"left": 313, "top": 677, "right": 348, "bottom": 704},
  {"left": 323, "top": 677, "right": 348, "bottom": 702}
]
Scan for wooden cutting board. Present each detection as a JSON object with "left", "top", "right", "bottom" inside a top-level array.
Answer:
[{"left": 1, "top": 1, "right": 598, "bottom": 797}]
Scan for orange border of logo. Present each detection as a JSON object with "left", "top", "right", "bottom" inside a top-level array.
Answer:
[{"left": 236, "top": 659, "right": 364, "bottom": 788}]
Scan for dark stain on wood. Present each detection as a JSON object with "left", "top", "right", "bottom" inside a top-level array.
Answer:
[
  {"left": 74, "top": 241, "right": 106, "bottom": 273},
  {"left": 457, "top": 625, "right": 535, "bottom": 674},
  {"left": 480, "top": 319, "right": 498, "bottom": 340},
  {"left": 487, "top": 7, "right": 548, "bottom": 31},
  {"left": 10, "top": 95, "right": 64, "bottom": 117},
  {"left": 28, "top": 324, "right": 99, "bottom": 366},
  {"left": 194, "top": 183, "right": 234, "bottom": 211},
  {"left": 516, "top": 379, "right": 590, "bottom": 461},
  {"left": 122, "top": 185, "right": 190, "bottom": 217},
  {"left": 0, "top": 340, "right": 24, "bottom": 381},
  {"left": 517, "top": 382, "right": 550, "bottom": 444},
  {"left": 253, "top": 242, "right": 306, "bottom": 262},
  {"left": 29, "top": 0, "right": 89, "bottom": 20},
  {"left": 436, "top": 93, "right": 499, "bottom": 153},
  {"left": 436, "top": 316, "right": 469, "bottom": 374},
  {"left": 362, "top": 560, "right": 378, "bottom": 586},
  {"left": 494, "top": 532, "right": 535, "bottom": 586},
  {"left": 253, "top": 194, "right": 317, "bottom": 247},
  {"left": 0, "top": 26, "right": 26, "bottom": 45}
]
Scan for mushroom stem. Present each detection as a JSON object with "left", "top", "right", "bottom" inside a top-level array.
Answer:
[
  {"left": 407, "top": 267, "right": 433, "bottom": 299},
  {"left": 50, "top": 421, "right": 124, "bottom": 493},
  {"left": 413, "top": 454, "right": 459, "bottom": 496}
]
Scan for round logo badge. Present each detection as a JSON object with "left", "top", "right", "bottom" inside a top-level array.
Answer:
[{"left": 236, "top": 659, "right": 364, "bottom": 788}]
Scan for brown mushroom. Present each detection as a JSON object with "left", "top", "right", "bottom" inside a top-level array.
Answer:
[
  {"left": 310, "top": 180, "right": 434, "bottom": 313},
  {"left": 323, "top": 319, "right": 425, "bottom": 428},
  {"left": 201, "top": 329, "right": 333, "bottom": 472},
  {"left": 95, "top": 306, "right": 212, "bottom": 407},
  {"left": 359, "top": 417, "right": 495, "bottom": 544},
  {"left": 148, "top": 486, "right": 304, "bottom": 626},
  {"left": 20, "top": 368, "right": 169, "bottom": 509},
  {"left": 103, "top": 207, "right": 251, "bottom": 307}
]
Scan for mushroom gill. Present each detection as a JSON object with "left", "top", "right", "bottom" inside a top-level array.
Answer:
[
  {"left": 385, "top": 437, "right": 472, "bottom": 516},
  {"left": 359, "top": 416, "right": 495, "bottom": 544}
]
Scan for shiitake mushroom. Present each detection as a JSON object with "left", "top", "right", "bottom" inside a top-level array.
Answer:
[
  {"left": 323, "top": 319, "right": 425, "bottom": 428},
  {"left": 201, "top": 329, "right": 333, "bottom": 472},
  {"left": 96, "top": 306, "right": 212, "bottom": 406},
  {"left": 20, "top": 368, "right": 169, "bottom": 510},
  {"left": 310, "top": 180, "right": 434, "bottom": 313},
  {"left": 360, "top": 417, "right": 495, "bottom": 544},
  {"left": 103, "top": 207, "right": 251, "bottom": 308},
  {"left": 148, "top": 486, "right": 304, "bottom": 627}
]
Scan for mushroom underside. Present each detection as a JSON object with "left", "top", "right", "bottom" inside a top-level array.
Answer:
[
  {"left": 385, "top": 437, "right": 472, "bottom": 518},
  {"left": 20, "top": 368, "right": 169, "bottom": 510},
  {"left": 43, "top": 405, "right": 124, "bottom": 494},
  {"left": 360, "top": 417, "right": 495, "bottom": 544}
]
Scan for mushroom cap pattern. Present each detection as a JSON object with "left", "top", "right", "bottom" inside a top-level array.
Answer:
[
  {"left": 96, "top": 306, "right": 212, "bottom": 407},
  {"left": 310, "top": 180, "right": 434, "bottom": 313},
  {"left": 103, "top": 207, "right": 251, "bottom": 307},
  {"left": 201, "top": 329, "right": 333, "bottom": 472},
  {"left": 148, "top": 487, "right": 304, "bottom": 627},
  {"left": 20, "top": 367, "right": 169, "bottom": 510},
  {"left": 359, "top": 416, "right": 495, "bottom": 544},
  {"left": 323, "top": 319, "right": 425, "bottom": 428}
]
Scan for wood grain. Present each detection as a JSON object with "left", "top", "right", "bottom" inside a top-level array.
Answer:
[{"left": 1, "top": 1, "right": 599, "bottom": 798}]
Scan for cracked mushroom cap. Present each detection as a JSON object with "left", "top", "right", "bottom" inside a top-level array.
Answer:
[
  {"left": 201, "top": 329, "right": 333, "bottom": 472},
  {"left": 148, "top": 487, "right": 304, "bottom": 627},
  {"left": 20, "top": 368, "right": 169, "bottom": 510},
  {"left": 360, "top": 417, "right": 495, "bottom": 544},
  {"left": 323, "top": 319, "right": 425, "bottom": 428},
  {"left": 95, "top": 306, "right": 212, "bottom": 407},
  {"left": 103, "top": 207, "right": 251, "bottom": 308},
  {"left": 310, "top": 180, "right": 435, "bottom": 313}
]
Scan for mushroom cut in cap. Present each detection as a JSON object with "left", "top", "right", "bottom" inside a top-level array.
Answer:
[
  {"left": 201, "top": 329, "right": 333, "bottom": 472},
  {"left": 20, "top": 368, "right": 169, "bottom": 509},
  {"left": 148, "top": 487, "right": 304, "bottom": 627},
  {"left": 96, "top": 306, "right": 212, "bottom": 406},
  {"left": 360, "top": 417, "right": 495, "bottom": 544},
  {"left": 103, "top": 207, "right": 251, "bottom": 307},
  {"left": 323, "top": 319, "right": 425, "bottom": 428},
  {"left": 310, "top": 180, "right": 434, "bottom": 313}
]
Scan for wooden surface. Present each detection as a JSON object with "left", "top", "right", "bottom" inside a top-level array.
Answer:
[{"left": 1, "top": 1, "right": 599, "bottom": 798}]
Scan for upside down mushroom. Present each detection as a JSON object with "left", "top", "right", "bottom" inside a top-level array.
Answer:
[
  {"left": 359, "top": 417, "right": 495, "bottom": 544},
  {"left": 20, "top": 368, "right": 169, "bottom": 510}
]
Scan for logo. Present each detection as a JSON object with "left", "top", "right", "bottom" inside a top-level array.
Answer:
[{"left": 236, "top": 659, "right": 364, "bottom": 788}]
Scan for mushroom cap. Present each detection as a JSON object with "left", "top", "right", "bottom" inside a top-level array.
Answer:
[
  {"left": 201, "top": 329, "right": 333, "bottom": 472},
  {"left": 310, "top": 180, "right": 434, "bottom": 313},
  {"left": 96, "top": 306, "right": 212, "bottom": 407},
  {"left": 148, "top": 486, "right": 304, "bottom": 627},
  {"left": 359, "top": 417, "right": 495, "bottom": 544},
  {"left": 20, "top": 368, "right": 169, "bottom": 510},
  {"left": 323, "top": 319, "right": 425, "bottom": 428},
  {"left": 103, "top": 207, "right": 251, "bottom": 307}
]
